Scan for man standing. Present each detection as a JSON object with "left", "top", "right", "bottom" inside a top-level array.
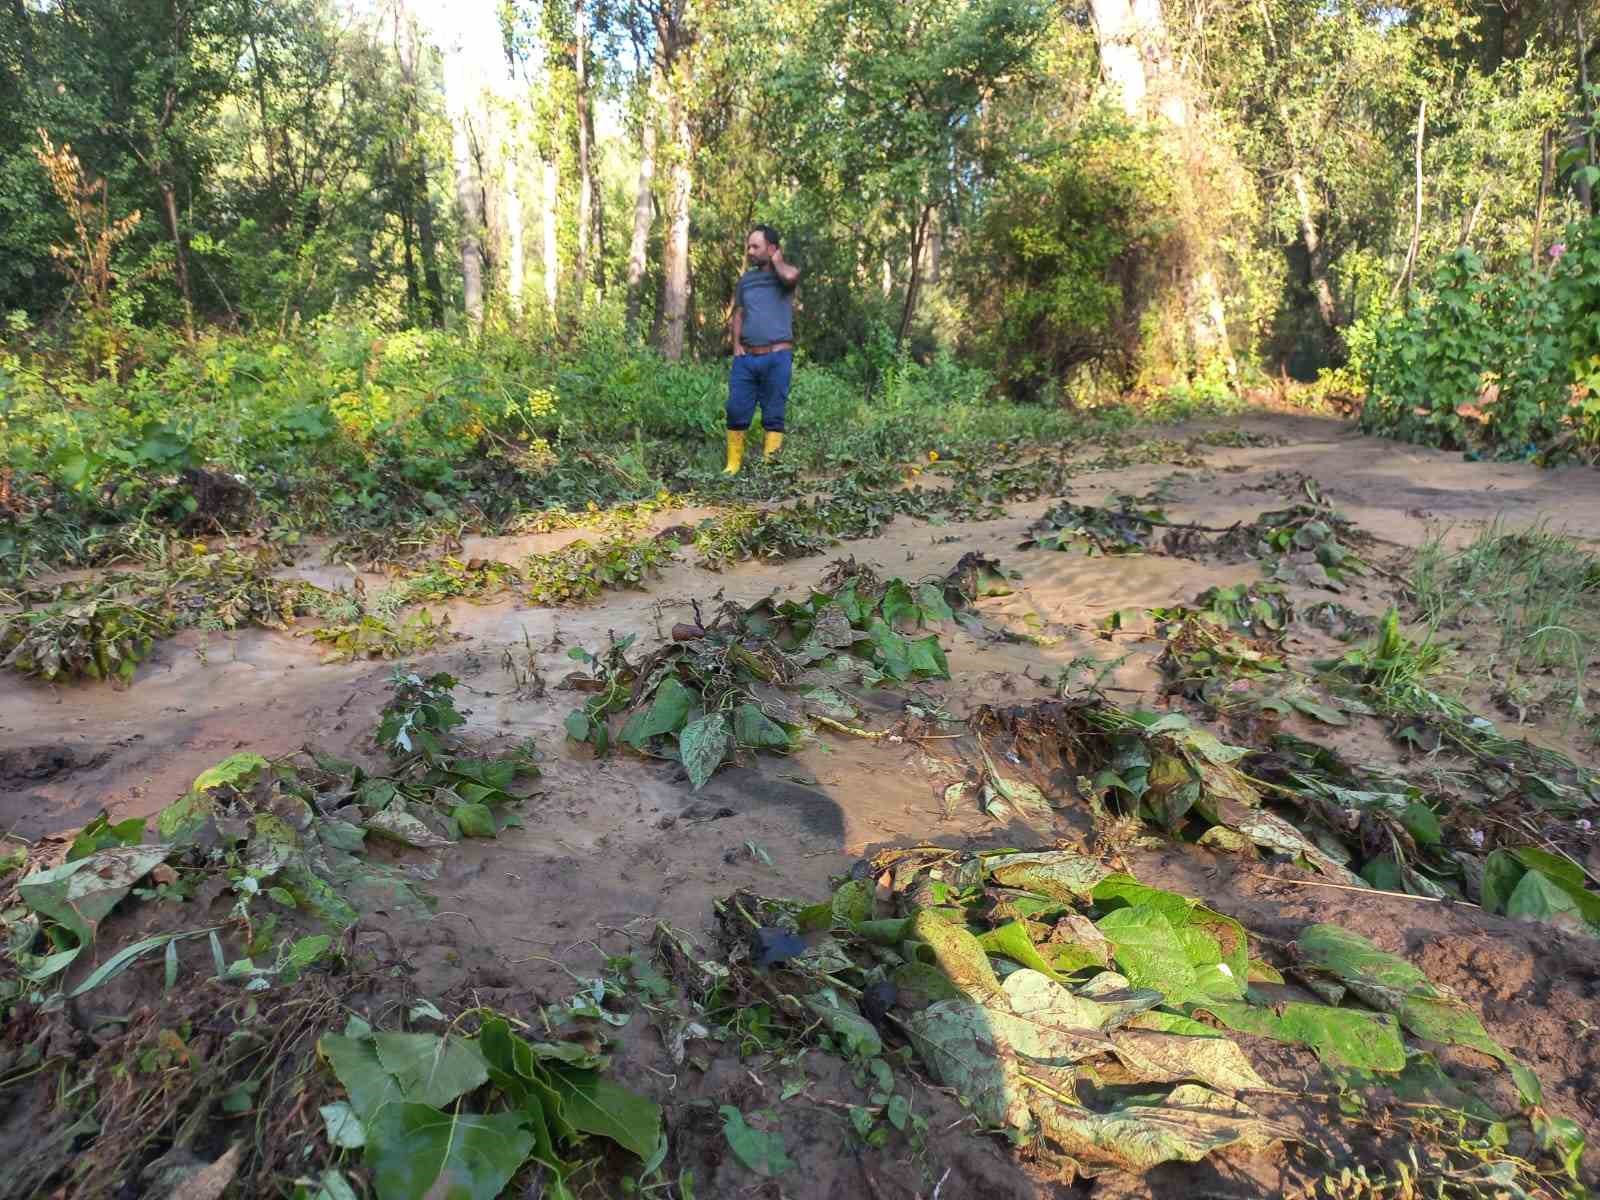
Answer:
[{"left": 725, "top": 225, "right": 800, "bottom": 474}]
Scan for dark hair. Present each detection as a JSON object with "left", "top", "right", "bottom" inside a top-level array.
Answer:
[{"left": 750, "top": 224, "right": 781, "bottom": 248}]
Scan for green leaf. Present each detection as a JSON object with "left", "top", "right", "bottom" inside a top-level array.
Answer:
[
  {"left": 67, "top": 812, "right": 147, "bottom": 861},
  {"left": 830, "top": 878, "right": 873, "bottom": 926},
  {"left": 1399, "top": 803, "right": 1442, "bottom": 847},
  {"left": 803, "top": 996, "right": 883, "bottom": 1058},
  {"left": 1293, "top": 924, "right": 1433, "bottom": 1011},
  {"left": 977, "top": 920, "right": 1068, "bottom": 982},
  {"left": 719, "top": 1106, "right": 793, "bottom": 1177},
  {"left": 546, "top": 1065, "right": 664, "bottom": 1161},
  {"left": 320, "top": 1101, "right": 367, "bottom": 1149},
  {"left": 320, "top": 1034, "right": 405, "bottom": 1121},
  {"left": 1198, "top": 1002, "right": 1405, "bottom": 1071},
  {"left": 193, "top": 753, "right": 269, "bottom": 793},
  {"left": 733, "top": 703, "right": 792, "bottom": 749},
  {"left": 453, "top": 804, "right": 496, "bottom": 838},
  {"left": 365, "top": 1103, "right": 534, "bottom": 1200},
  {"left": 1480, "top": 850, "right": 1525, "bottom": 914},
  {"left": 564, "top": 710, "right": 593, "bottom": 742},
  {"left": 621, "top": 677, "right": 694, "bottom": 748},
  {"left": 679, "top": 713, "right": 730, "bottom": 790},
  {"left": 373, "top": 1033, "right": 489, "bottom": 1109},
  {"left": 18, "top": 844, "right": 174, "bottom": 979},
  {"left": 67, "top": 928, "right": 215, "bottom": 998}
]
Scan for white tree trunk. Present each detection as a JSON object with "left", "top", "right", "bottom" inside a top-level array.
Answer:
[
  {"left": 542, "top": 158, "right": 559, "bottom": 312},
  {"left": 451, "top": 112, "right": 485, "bottom": 327},
  {"left": 505, "top": 152, "right": 524, "bottom": 317},
  {"left": 625, "top": 61, "right": 662, "bottom": 334},
  {"left": 1088, "top": 0, "right": 1234, "bottom": 376},
  {"left": 660, "top": 72, "right": 691, "bottom": 361},
  {"left": 575, "top": 0, "right": 592, "bottom": 288}
]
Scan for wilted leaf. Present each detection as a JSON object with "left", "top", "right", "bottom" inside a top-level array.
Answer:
[
  {"left": 320, "top": 1034, "right": 405, "bottom": 1121},
  {"left": 803, "top": 995, "right": 883, "bottom": 1058},
  {"left": 363, "top": 809, "right": 453, "bottom": 849},
  {"left": 911, "top": 911, "right": 1001, "bottom": 999},
  {"left": 734, "top": 703, "right": 792, "bottom": 749},
  {"left": 547, "top": 1065, "right": 664, "bottom": 1161},
  {"left": 621, "top": 677, "right": 694, "bottom": 748},
  {"left": 1036, "top": 1084, "right": 1290, "bottom": 1172},
  {"left": 452, "top": 803, "right": 496, "bottom": 838},
  {"left": 1109, "top": 1028, "right": 1273, "bottom": 1093}
]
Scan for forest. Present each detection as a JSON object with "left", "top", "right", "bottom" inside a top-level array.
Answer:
[{"left": 4, "top": 2, "right": 1600, "bottom": 1199}]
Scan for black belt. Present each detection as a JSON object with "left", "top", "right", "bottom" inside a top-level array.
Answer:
[{"left": 743, "top": 342, "right": 792, "bottom": 355}]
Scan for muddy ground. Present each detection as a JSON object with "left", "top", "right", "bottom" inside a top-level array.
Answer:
[{"left": 4, "top": 411, "right": 1600, "bottom": 1198}]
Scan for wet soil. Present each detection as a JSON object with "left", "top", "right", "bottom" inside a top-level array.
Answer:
[{"left": 5, "top": 412, "right": 1600, "bottom": 1197}]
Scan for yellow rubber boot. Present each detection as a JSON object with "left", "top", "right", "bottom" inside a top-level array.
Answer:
[
  {"left": 723, "top": 429, "right": 745, "bottom": 475},
  {"left": 763, "top": 431, "right": 784, "bottom": 461}
]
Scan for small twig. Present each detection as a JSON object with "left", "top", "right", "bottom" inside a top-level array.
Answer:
[{"left": 1249, "top": 870, "right": 1479, "bottom": 907}]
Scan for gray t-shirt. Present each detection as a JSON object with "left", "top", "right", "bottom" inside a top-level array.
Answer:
[{"left": 736, "top": 268, "right": 795, "bottom": 346}]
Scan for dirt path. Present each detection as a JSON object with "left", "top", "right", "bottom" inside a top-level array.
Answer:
[{"left": 5, "top": 412, "right": 1600, "bottom": 1197}]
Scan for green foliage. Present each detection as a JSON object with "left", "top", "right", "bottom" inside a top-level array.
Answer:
[
  {"left": 957, "top": 108, "right": 1176, "bottom": 397},
  {"left": 1364, "top": 219, "right": 1600, "bottom": 455}
]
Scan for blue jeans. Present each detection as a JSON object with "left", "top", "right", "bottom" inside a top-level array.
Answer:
[{"left": 727, "top": 349, "right": 793, "bottom": 432}]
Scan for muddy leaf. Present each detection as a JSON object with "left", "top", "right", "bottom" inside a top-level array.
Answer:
[
  {"left": 986, "top": 850, "right": 1109, "bottom": 901},
  {"left": 547, "top": 1065, "right": 664, "bottom": 1161},
  {"left": 363, "top": 809, "right": 453, "bottom": 849},
  {"left": 1108, "top": 1028, "right": 1273, "bottom": 1093},
  {"left": 679, "top": 713, "right": 729, "bottom": 790},
  {"left": 1003, "top": 968, "right": 1155, "bottom": 1036},
  {"left": 621, "top": 677, "right": 694, "bottom": 748},
  {"left": 452, "top": 803, "right": 496, "bottom": 839},
  {"left": 1292, "top": 924, "right": 1436, "bottom": 1011},
  {"left": 803, "top": 995, "right": 883, "bottom": 1058},
  {"left": 1195, "top": 827, "right": 1254, "bottom": 854},
  {"left": 1225, "top": 811, "right": 1368, "bottom": 886},
  {"left": 892, "top": 962, "right": 967, "bottom": 1005},
  {"left": 19, "top": 844, "right": 173, "bottom": 977},
  {"left": 1197, "top": 1001, "right": 1405, "bottom": 1071},
  {"left": 372, "top": 1032, "right": 489, "bottom": 1108},
  {"left": 1284, "top": 696, "right": 1348, "bottom": 726},
  {"left": 733, "top": 702, "right": 792, "bottom": 749},
  {"left": 1037, "top": 1083, "right": 1290, "bottom": 1173},
  {"left": 319, "top": 1101, "right": 366, "bottom": 1149},
  {"left": 365, "top": 1103, "right": 533, "bottom": 1200},
  {"left": 1508, "top": 848, "right": 1600, "bottom": 926},
  {"left": 1096, "top": 906, "right": 1208, "bottom": 1004},
  {"left": 1505, "top": 869, "right": 1585, "bottom": 928},
  {"left": 910, "top": 911, "right": 1001, "bottom": 999},
  {"left": 901, "top": 1001, "right": 1033, "bottom": 1130},
  {"left": 719, "top": 1106, "right": 794, "bottom": 1177}
]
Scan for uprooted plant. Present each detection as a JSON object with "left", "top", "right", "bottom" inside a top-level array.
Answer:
[{"left": 562, "top": 557, "right": 1000, "bottom": 788}]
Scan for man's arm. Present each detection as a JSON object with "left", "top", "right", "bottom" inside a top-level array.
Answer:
[
  {"left": 731, "top": 302, "right": 744, "bottom": 356},
  {"left": 770, "top": 245, "right": 800, "bottom": 289}
]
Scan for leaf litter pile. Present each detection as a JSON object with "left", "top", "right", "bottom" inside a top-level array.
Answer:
[{"left": 4, "top": 483, "right": 1600, "bottom": 1198}]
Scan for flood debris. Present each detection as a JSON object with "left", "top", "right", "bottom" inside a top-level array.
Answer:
[{"left": 636, "top": 850, "right": 1568, "bottom": 1187}]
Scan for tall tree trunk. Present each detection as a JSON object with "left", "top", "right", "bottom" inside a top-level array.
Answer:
[
  {"left": 1087, "top": 0, "right": 1235, "bottom": 377},
  {"left": 625, "top": 61, "right": 662, "bottom": 336},
  {"left": 925, "top": 207, "right": 941, "bottom": 285},
  {"left": 452, "top": 113, "right": 485, "bottom": 328},
  {"left": 575, "top": 0, "right": 592, "bottom": 289},
  {"left": 659, "top": 63, "right": 692, "bottom": 361},
  {"left": 506, "top": 154, "right": 525, "bottom": 318},
  {"left": 1290, "top": 168, "right": 1337, "bottom": 331},
  {"left": 895, "top": 204, "right": 934, "bottom": 349},
  {"left": 542, "top": 158, "right": 559, "bottom": 312},
  {"left": 399, "top": 180, "right": 421, "bottom": 317},
  {"left": 159, "top": 179, "right": 196, "bottom": 344},
  {"left": 415, "top": 160, "right": 446, "bottom": 326},
  {"left": 1391, "top": 99, "right": 1426, "bottom": 303}
]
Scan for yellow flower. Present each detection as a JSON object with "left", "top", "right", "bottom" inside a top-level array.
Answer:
[{"left": 927, "top": 450, "right": 939, "bottom": 462}]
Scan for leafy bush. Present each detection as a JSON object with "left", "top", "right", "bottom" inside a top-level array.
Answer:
[
  {"left": 954, "top": 108, "right": 1176, "bottom": 400},
  {"left": 1362, "top": 217, "right": 1600, "bottom": 454}
]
